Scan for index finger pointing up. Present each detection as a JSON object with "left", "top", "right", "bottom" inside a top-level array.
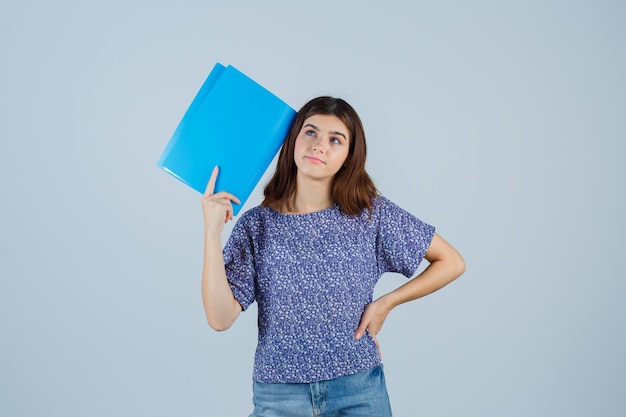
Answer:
[{"left": 204, "top": 165, "right": 219, "bottom": 196}]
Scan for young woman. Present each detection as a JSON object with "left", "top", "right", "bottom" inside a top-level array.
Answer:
[{"left": 201, "top": 96, "right": 465, "bottom": 416}]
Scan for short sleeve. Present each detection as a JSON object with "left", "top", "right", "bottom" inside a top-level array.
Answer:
[
  {"left": 223, "top": 215, "right": 257, "bottom": 311},
  {"left": 376, "top": 197, "right": 435, "bottom": 277}
]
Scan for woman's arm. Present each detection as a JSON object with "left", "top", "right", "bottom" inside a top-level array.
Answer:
[
  {"left": 355, "top": 233, "right": 465, "bottom": 342},
  {"left": 201, "top": 167, "right": 242, "bottom": 331}
]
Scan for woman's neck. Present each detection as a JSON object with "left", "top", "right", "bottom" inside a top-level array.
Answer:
[{"left": 287, "top": 177, "right": 333, "bottom": 214}]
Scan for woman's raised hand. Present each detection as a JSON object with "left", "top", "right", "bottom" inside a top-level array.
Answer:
[{"left": 201, "top": 166, "right": 241, "bottom": 234}]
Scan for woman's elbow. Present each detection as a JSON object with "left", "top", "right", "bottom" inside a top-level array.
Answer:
[
  {"left": 206, "top": 315, "right": 235, "bottom": 332},
  {"left": 204, "top": 301, "right": 241, "bottom": 331},
  {"left": 452, "top": 250, "right": 466, "bottom": 278},
  {"left": 208, "top": 322, "right": 233, "bottom": 332}
]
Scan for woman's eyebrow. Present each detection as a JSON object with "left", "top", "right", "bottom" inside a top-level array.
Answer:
[
  {"left": 303, "top": 123, "right": 320, "bottom": 131},
  {"left": 304, "top": 123, "right": 347, "bottom": 139},
  {"left": 330, "top": 131, "right": 347, "bottom": 140}
]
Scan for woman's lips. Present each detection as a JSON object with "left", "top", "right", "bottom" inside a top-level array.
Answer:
[{"left": 305, "top": 156, "right": 325, "bottom": 164}]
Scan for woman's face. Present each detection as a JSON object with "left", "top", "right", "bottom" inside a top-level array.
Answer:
[{"left": 293, "top": 114, "right": 350, "bottom": 184}]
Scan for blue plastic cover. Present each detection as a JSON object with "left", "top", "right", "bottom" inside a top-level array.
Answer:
[{"left": 157, "top": 63, "right": 296, "bottom": 215}]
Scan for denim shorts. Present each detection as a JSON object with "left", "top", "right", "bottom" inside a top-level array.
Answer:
[{"left": 249, "top": 365, "right": 393, "bottom": 417}]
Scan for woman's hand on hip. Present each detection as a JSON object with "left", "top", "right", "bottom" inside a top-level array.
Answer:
[{"left": 355, "top": 296, "right": 393, "bottom": 359}]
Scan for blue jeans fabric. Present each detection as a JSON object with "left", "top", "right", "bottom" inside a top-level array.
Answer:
[{"left": 249, "top": 365, "right": 393, "bottom": 417}]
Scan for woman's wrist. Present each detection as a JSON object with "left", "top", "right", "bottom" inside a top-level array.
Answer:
[{"left": 377, "top": 293, "right": 397, "bottom": 313}]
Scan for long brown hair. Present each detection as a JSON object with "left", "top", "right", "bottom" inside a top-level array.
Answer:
[{"left": 262, "top": 96, "right": 378, "bottom": 215}]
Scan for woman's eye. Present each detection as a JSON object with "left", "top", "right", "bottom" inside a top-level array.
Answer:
[
  {"left": 331, "top": 137, "right": 341, "bottom": 144},
  {"left": 305, "top": 130, "right": 316, "bottom": 136}
]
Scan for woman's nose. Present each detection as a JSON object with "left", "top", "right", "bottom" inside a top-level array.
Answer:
[{"left": 312, "top": 136, "right": 326, "bottom": 152}]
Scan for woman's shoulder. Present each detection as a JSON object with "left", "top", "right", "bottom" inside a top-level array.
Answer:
[
  {"left": 367, "top": 195, "right": 423, "bottom": 221},
  {"left": 236, "top": 204, "right": 271, "bottom": 225},
  {"left": 342, "top": 195, "right": 396, "bottom": 224},
  {"left": 227, "top": 205, "right": 275, "bottom": 242},
  {"left": 369, "top": 195, "right": 399, "bottom": 214}
]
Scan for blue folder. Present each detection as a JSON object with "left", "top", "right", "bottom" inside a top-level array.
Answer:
[{"left": 157, "top": 63, "right": 296, "bottom": 215}]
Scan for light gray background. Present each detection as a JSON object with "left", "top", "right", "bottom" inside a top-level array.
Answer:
[{"left": 1, "top": 1, "right": 624, "bottom": 416}]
